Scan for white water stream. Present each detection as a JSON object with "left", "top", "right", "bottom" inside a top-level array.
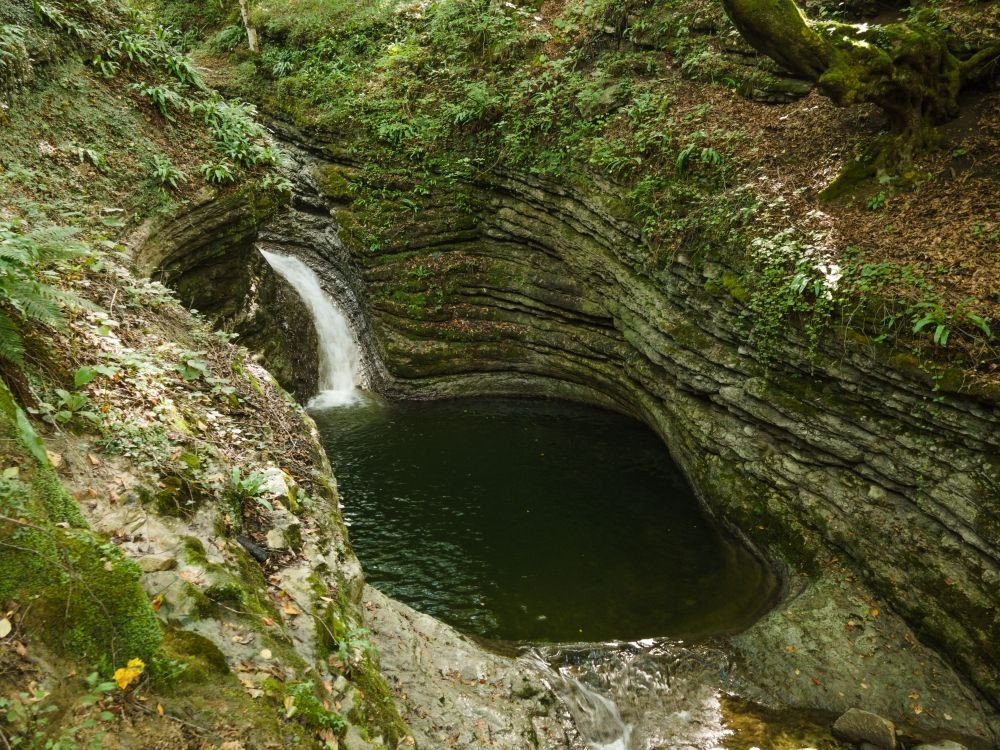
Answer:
[
  {"left": 260, "top": 250, "right": 362, "bottom": 408},
  {"left": 524, "top": 640, "right": 739, "bottom": 750}
]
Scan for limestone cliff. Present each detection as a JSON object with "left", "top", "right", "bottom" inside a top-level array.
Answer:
[{"left": 145, "top": 130, "right": 1000, "bottom": 746}]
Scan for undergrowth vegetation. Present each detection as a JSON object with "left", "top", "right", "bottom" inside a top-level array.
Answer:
[{"left": 163, "top": 0, "right": 999, "bottom": 382}]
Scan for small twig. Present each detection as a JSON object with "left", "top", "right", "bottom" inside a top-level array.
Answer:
[
  {"left": 132, "top": 700, "right": 219, "bottom": 738},
  {"left": 0, "top": 514, "right": 49, "bottom": 532}
]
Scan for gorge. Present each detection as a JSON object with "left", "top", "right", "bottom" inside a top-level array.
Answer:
[
  {"left": 1, "top": 0, "right": 998, "bottom": 748},
  {"left": 138, "top": 132, "right": 1000, "bottom": 747}
]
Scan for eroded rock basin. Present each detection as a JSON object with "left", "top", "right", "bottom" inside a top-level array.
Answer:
[{"left": 311, "top": 395, "right": 777, "bottom": 643}]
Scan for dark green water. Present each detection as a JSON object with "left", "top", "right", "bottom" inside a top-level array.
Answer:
[{"left": 311, "top": 396, "right": 776, "bottom": 643}]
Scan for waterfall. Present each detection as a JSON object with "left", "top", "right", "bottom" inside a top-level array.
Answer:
[{"left": 260, "top": 250, "right": 361, "bottom": 408}]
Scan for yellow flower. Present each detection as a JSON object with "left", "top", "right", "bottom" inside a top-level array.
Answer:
[{"left": 114, "top": 658, "right": 146, "bottom": 690}]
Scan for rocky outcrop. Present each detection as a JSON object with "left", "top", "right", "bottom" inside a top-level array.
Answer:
[
  {"left": 137, "top": 137, "right": 1000, "bottom": 746},
  {"left": 362, "top": 587, "right": 580, "bottom": 749},
  {"left": 255, "top": 141, "right": 998, "bottom": 743},
  {"left": 133, "top": 187, "right": 321, "bottom": 400}
]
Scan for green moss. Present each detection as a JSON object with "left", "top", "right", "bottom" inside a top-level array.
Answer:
[
  {"left": 204, "top": 580, "right": 246, "bottom": 607},
  {"left": 28, "top": 530, "right": 163, "bottom": 666},
  {"left": 720, "top": 273, "right": 749, "bottom": 303},
  {"left": 313, "top": 163, "right": 355, "bottom": 202},
  {"left": 348, "top": 654, "right": 409, "bottom": 746},
  {"left": 182, "top": 536, "right": 209, "bottom": 566},
  {"left": 161, "top": 626, "right": 231, "bottom": 683},
  {"left": 30, "top": 470, "right": 87, "bottom": 527},
  {"left": 0, "top": 409, "right": 162, "bottom": 671}
]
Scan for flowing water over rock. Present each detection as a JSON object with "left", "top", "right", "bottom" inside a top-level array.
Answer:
[
  {"left": 264, "top": 252, "right": 849, "bottom": 748},
  {"left": 525, "top": 640, "right": 737, "bottom": 750},
  {"left": 259, "top": 249, "right": 361, "bottom": 406}
]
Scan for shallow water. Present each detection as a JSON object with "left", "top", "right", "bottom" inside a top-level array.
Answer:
[{"left": 311, "top": 395, "right": 776, "bottom": 643}]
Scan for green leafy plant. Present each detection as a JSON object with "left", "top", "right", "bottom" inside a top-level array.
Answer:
[
  {"left": 198, "top": 161, "right": 235, "bottom": 184},
  {"left": 333, "top": 627, "right": 377, "bottom": 676},
  {"left": 32, "top": 0, "right": 89, "bottom": 39},
  {"left": 0, "top": 220, "right": 90, "bottom": 370},
  {"left": 150, "top": 153, "right": 186, "bottom": 190},
  {"left": 866, "top": 191, "right": 887, "bottom": 210},
  {"left": 31, "top": 387, "right": 100, "bottom": 426},
  {"left": 0, "top": 671, "right": 117, "bottom": 749},
  {"left": 73, "top": 145, "right": 106, "bottom": 171},
  {"left": 74, "top": 364, "right": 118, "bottom": 387},
  {"left": 90, "top": 53, "right": 120, "bottom": 78},
  {"left": 911, "top": 298, "right": 993, "bottom": 347},
  {"left": 228, "top": 466, "right": 269, "bottom": 510},
  {"left": 132, "top": 82, "right": 183, "bottom": 119},
  {"left": 284, "top": 680, "right": 347, "bottom": 733},
  {"left": 0, "top": 24, "right": 29, "bottom": 89},
  {"left": 174, "top": 349, "right": 209, "bottom": 380}
]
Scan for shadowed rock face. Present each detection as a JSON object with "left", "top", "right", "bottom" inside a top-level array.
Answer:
[
  {"left": 132, "top": 189, "right": 320, "bottom": 401},
  {"left": 136, "top": 139, "right": 1000, "bottom": 744}
]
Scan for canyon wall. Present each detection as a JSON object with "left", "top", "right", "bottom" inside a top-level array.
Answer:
[{"left": 139, "top": 139, "right": 1000, "bottom": 744}]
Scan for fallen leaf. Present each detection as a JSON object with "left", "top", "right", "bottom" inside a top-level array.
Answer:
[
  {"left": 260, "top": 648, "right": 272, "bottom": 660},
  {"left": 913, "top": 705, "right": 924, "bottom": 715},
  {"left": 261, "top": 616, "right": 275, "bottom": 626},
  {"left": 785, "top": 645, "right": 796, "bottom": 653},
  {"left": 87, "top": 454, "right": 101, "bottom": 466},
  {"left": 156, "top": 702, "right": 164, "bottom": 716},
  {"left": 151, "top": 595, "right": 164, "bottom": 612},
  {"left": 282, "top": 602, "right": 300, "bottom": 616},
  {"left": 0, "top": 617, "right": 11, "bottom": 638},
  {"left": 870, "top": 607, "right": 879, "bottom": 617}
]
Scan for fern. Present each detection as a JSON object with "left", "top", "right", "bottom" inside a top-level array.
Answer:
[
  {"left": 0, "top": 220, "right": 91, "bottom": 373},
  {"left": 0, "top": 310, "right": 25, "bottom": 366}
]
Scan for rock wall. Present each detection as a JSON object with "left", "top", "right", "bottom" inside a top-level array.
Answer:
[
  {"left": 133, "top": 188, "right": 321, "bottom": 400},
  {"left": 138, "top": 140, "right": 1000, "bottom": 745},
  {"left": 299, "top": 146, "right": 1000, "bottom": 735}
]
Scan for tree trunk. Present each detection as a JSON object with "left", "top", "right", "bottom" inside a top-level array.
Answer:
[
  {"left": 719, "top": 0, "right": 998, "bottom": 193},
  {"left": 719, "top": 0, "right": 828, "bottom": 79},
  {"left": 238, "top": 0, "right": 259, "bottom": 54}
]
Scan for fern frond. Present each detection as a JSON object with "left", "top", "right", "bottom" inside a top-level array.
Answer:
[
  {"left": 0, "top": 308, "right": 26, "bottom": 367},
  {"left": 1, "top": 279, "right": 64, "bottom": 326}
]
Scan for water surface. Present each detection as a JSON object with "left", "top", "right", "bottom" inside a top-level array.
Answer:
[{"left": 312, "top": 396, "right": 775, "bottom": 643}]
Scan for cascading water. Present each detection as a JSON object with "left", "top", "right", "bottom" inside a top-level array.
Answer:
[
  {"left": 523, "top": 640, "right": 738, "bottom": 750},
  {"left": 260, "top": 250, "right": 362, "bottom": 407}
]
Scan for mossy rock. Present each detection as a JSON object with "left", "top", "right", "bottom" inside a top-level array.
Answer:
[
  {"left": 0, "top": 409, "right": 162, "bottom": 670},
  {"left": 15, "top": 528, "right": 162, "bottom": 667},
  {"left": 161, "top": 626, "right": 231, "bottom": 683}
]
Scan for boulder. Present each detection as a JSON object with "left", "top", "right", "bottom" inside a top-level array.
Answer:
[{"left": 831, "top": 708, "right": 897, "bottom": 749}]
